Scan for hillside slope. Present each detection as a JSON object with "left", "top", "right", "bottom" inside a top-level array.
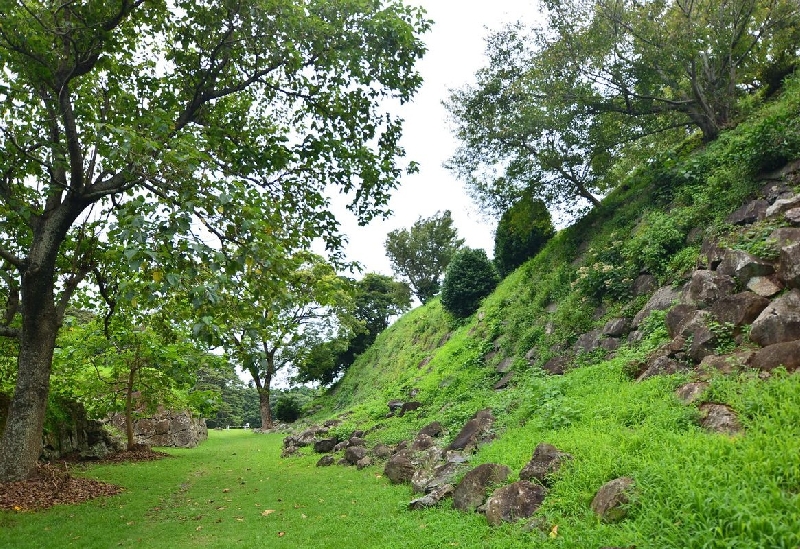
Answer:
[{"left": 304, "top": 75, "right": 800, "bottom": 547}]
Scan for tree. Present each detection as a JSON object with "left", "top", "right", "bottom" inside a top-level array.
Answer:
[
  {"left": 440, "top": 248, "right": 499, "bottom": 319},
  {"left": 212, "top": 253, "right": 351, "bottom": 429},
  {"left": 494, "top": 192, "right": 555, "bottom": 277},
  {"left": 0, "top": 0, "right": 429, "bottom": 481},
  {"left": 384, "top": 211, "right": 465, "bottom": 303},
  {"left": 447, "top": 0, "right": 800, "bottom": 216},
  {"left": 294, "top": 272, "right": 411, "bottom": 385}
]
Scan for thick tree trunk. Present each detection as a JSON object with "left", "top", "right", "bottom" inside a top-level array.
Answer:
[
  {"left": 258, "top": 387, "right": 273, "bottom": 430},
  {"left": 0, "top": 281, "right": 59, "bottom": 481}
]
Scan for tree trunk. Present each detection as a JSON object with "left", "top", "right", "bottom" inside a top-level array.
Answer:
[
  {"left": 125, "top": 367, "right": 137, "bottom": 451},
  {"left": 258, "top": 387, "right": 273, "bottom": 430},
  {"left": 0, "top": 279, "right": 59, "bottom": 481}
]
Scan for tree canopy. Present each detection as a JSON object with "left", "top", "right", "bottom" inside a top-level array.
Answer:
[
  {"left": 0, "top": 0, "right": 429, "bottom": 481},
  {"left": 384, "top": 210, "right": 465, "bottom": 303}
]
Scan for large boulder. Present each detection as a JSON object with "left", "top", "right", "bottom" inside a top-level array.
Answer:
[
  {"left": 632, "top": 286, "right": 682, "bottom": 328},
  {"left": 408, "top": 483, "right": 454, "bottom": 510},
  {"left": 413, "top": 459, "right": 467, "bottom": 495},
  {"left": 417, "top": 421, "right": 443, "bottom": 438},
  {"left": 344, "top": 445, "right": 367, "bottom": 465},
  {"left": 446, "top": 409, "right": 495, "bottom": 453},
  {"left": 313, "top": 438, "right": 339, "bottom": 454},
  {"left": 746, "top": 275, "right": 784, "bottom": 297},
  {"left": 485, "top": 481, "right": 547, "bottom": 526},
  {"left": 709, "top": 292, "right": 770, "bottom": 328},
  {"left": 778, "top": 241, "right": 800, "bottom": 289},
  {"left": 518, "top": 443, "right": 572, "bottom": 485},
  {"left": 384, "top": 450, "right": 416, "bottom": 484},
  {"left": 452, "top": 463, "right": 511, "bottom": 512},
  {"left": 725, "top": 199, "right": 768, "bottom": 225},
  {"left": 591, "top": 477, "right": 635, "bottom": 523},
  {"left": 687, "top": 270, "right": 736, "bottom": 306},
  {"left": 750, "top": 290, "right": 800, "bottom": 347},
  {"left": 747, "top": 341, "right": 800, "bottom": 372},
  {"left": 699, "top": 403, "right": 742, "bottom": 435},
  {"left": 716, "top": 250, "right": 774, "bottom": 284}
]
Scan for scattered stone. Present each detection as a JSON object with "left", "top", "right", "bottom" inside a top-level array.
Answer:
[
  {"left": 675, "top": 382, "right": 709, "bottom": 403},
  {"left": 716, "top": 250, "right": 775, "bottom": 283},
  {"left": 600, "top": 337, "right": 621, "bottom": 352},
  {"left": 348, "top": 437, "right": 367, "bottom": 448},
  {"left": 408, "top": 484, "right": 454, "bottom": 510},
  {"left": 453, "top": 463, "right": 512, "bottom": 512},
  {"left": 747, "top": 341, "right": 800, "bottom": 372},
  {"left": 699, "top": 403, "right": 742, "bottom": 435},
  {"left": 541, "top": 356, "right": 570, "bottom": 375},
  {"left": 344, "top": 446, "right": 367, "bottom": 465},
  {"left": 411, "top": 434, "right": 436, "bottom": 451},
  {"left": 413, "top": 460, "right": 464, "bottom": 494},
  {"left": 485, "top": 481, "right": 547, "bottom": 526},
  {"left": 746, "top": 275, "right": 783, "bottom": 297},
  {"left": 778, "top": 241, "right": 800, "bottom": 289},
  {"left": 371, "top": 444, "right": 394, "bottom": 460},
  {"left": 573, "top": 329, "right": 604, "bottom": 354},
  {"left": 726, "top": 199, "right": 768, "bottom": 225},
  {"left": 497, "top": 357, "right": 514, "bottom": 373},
  {"left": 418, "top": 421, "right": 443, "bottom": 438},
  {"left": 603, "top": 318, "right": 630, "bottom": 337},
  {"left": 709, "top": 292, "right": 770, "bottom": 328},
  {"left": 698, "top": 352, "right": 754, "bottom": 376},
  {"left": 316, "top": 455, "right": 335, "bottom": 467},
  {"left": 769, "top": 227, "right": 800, "bottom": 248},
  {"left": 687, "top": 270, "right": 736, "bottom": 306},
  {"left": 519, "top": 443, "right": 572, "bottom": 485},
  {"left": 632, "top": 286, "right": 682, "bottom": 328},
  {"left": 333, "top": 441, "right": 348, "bottom": 452},
  {"left": 356, "top": 456, "right": 372, "bottom": 470},
  {"left": 631, "top": 274, "right": 659, "bottom": 296},
  {"left": 698, "top": 238, "right": 726, "bottom": 270},
  {"left": 313, "top": 438, "right": 339, "bottom": 454},
  {"left": 398, "top": 401, "right": 422, "bottom": 417},
  {"left": 387, "top": 399, "right": 404, "bottom": 414},
  {"left": 786, "top": 207, "right": 800, "bottom": 225},
  {"left": 384, "top": 450, "right": 416, "bottom": 484},
  {"left": 637, "top": 354, "right": 687, "bottom": 381},
  {"left": 493, "top": 372, "right": 514, "bottom": 390},
  {"left": 446, "top": 409, "right": 495, "bottom": 453},
  {"left": 750, "top": 289, "right": 800, "bottom": 346},
  {"left": 591, "top": 477, "right": 635, "bottom": 523},
  {"left": 665, "top": 304, "right": 698, "bottom": 338}
]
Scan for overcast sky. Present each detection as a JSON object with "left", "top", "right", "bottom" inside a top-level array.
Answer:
[{"left": 330, "top": 0, "right": 542, "bottom": 276}]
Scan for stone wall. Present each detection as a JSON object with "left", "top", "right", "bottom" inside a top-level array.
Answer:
[{"left": 111, "top": 410, "right": 208, "bottom": 448}]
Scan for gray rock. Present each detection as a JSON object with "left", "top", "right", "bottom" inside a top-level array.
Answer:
[
  {"left": 356, "top": 456, "right": 372, "bottom": 470},
  {"left": 637, "top": 354, "right": 687, "bottom": 381},
  {"left": 698, "top": 238, "right": 726, "bottom": 270},
  {"left": 769, "top": 227, "right": 800, "bottom": 248},
  {"left": 541, "top": 356, "right": 569, "bottom": 375},
  {"left": 747, "top": 341, "right": 800, "bottom": 372},
  {"left": 446, "top": 409, "right": 495, "bottom": 453},
  {"left": 519, "top": 443, "right": 572, "bottom": 485},
  {"left": 726, "top": 199, "right": 768, "bottom": 225},
  {"left": 699, "top": 403, "right": 742, "bottom": 435},
  {"left": 411, "top": 434, "right": 436, "bottom": 451},
  {"left": 453, "top": 463, "right": 512, "bottom": 512},
  {"left": 786, "top": 207, "right": 800, "bottom": 225},
  {"left": 573, "top": 328, "right": 604, "bottom": 354},
  {"left": 408, "top": 484, "right": 454, "bottom": 510},
  {"left": 603, "top": 318, "right": 630, "bottom": 337},
  {"left": 709, "top": 291, "right": 771, "bottom": 328},
  {"left": 716, "top": 250, "right": 775, "bottom": 283},
  {"left": 344, "top": 446, "right": 367, "bottom": 465},
  {"left": 750, "top": 289, "right": 800, "bottom": 346},
  {"left": 398, "top": 401, "right": 422, "bottom": 417},
  {"left": 497, "top": 357, "right": 514, "bottom": 373},
  {"left": 591, "top": 477, "right": 635, "bottom": 523},
  {"left": 665, "top": 304, "right": 699, "bottom": 338},
  {"left": 413, "top": 460, "right": 465, "bottom": 494},
  {"left": 746, "top": 275, "right": 783, "bottom": 297},
  {"left": 371, "top": 443, "right": 394, "bottom": 459},
  {"left": 485, "top": 481, "right": 547, "bottom": 526},
  {"left": 698, "top": 352, "right": 754, "bottom": 375},
  {"left": 687, "top": 270, "right": 736, "bottom": 306},
  {"left": 778, "top": 241, "right": 800, "bottom": 289},
  {"left": 316, "top": 455, "right": 335, "bottom": 467},
  {"left": 417, "top": 421, "right": 443, "bottom": 438},
  {"left": 493, "top": 372, "right": 514, "bottom": 390},
  {"left": 675, "top": 382, "right": 709, "bottom": 403},
  {"left": 313, "top": 438, "right": 339, "bottom": 454},
  {"left": 633, "top": 286, "right": 682, "bottom": 328},
  {"left": 631, "top": 274, "right": 659, "bottom": 296},
  {"left": 384, "top": 450, "right": 416, "bottom": 484},
  {"left": 387, "top": 399, "right": 404, "bottom": 414},
  {"left": 766, "top": 194, "right": 800, "bottom": 218}
]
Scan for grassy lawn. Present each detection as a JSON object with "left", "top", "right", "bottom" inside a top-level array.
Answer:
[{"left": 0, "top": 430, "right": 537, "bottom": 549}]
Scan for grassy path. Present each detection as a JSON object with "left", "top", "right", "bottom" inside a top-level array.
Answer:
[{"left": 0, "top": 431, "right": 533, "bottom": 549}]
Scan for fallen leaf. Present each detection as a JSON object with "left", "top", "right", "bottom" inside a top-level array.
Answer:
[
  {"left": 301, "top": 513, "right": 307, "bottom": 519},
  {"left": 196, "top": 526, "right": 203, "bottom": 531},
  {"left": 222, "top": 488, "right": 230, "bottom": 493},
  {"left": 549, "top": 524, "right": 559, "bottom": 539},
  {"left": 278, "top": 532, "right": 285, "bottom": 537},
  {"left": 261, "top": 509, "right": 276, "bottom": 516}
]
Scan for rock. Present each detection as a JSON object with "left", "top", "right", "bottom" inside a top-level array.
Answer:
[
  {"left": 541, "top": 356, "right": 569, "bottom": 375},
  {"left": 709, "top": 292, "right": 771, "bottom": 328},
  {"left": 281, "top": 445, "right": 298, "bottom": 458},
  {"left": 669, "top": 309, "right": 715, "bottom": 362},
  {"left": 417, "top": 421, "right": 443, "bottom": 438},
  {"left": 524, "top": 348, "right": 538, "bottom": 364},
  {"left": 344, "top": 446, "right": 367, "bottom": 465},
  {"left": 665, "top": 304, "right": 698, "bottom": 338},
  {"left": 698, "top": 352, "right": 754, "bottom": 375},
  {"left": 398, "top": 401, "right": 422, "bottom": 417},
  {"left": 384, "top": 450, "right": 416, "bottom": 484},
  {"left": 747, "top": 341, "right": 800, "bottom": 372},
  {"left": 413, "top": 460, "right": 465, "bottom": 494},
  {"left": 313, "top": 438, "right": 339, "bottom": 454},
  {"left": 778, "top": 242, "right": 800, "bottom": 289},
  {"left": 675, "top": 382, "right": 709, "bottom": 403},
  {"left": 452, "top": 463, "right": 512, "bottom": 512},
  {"left": 632, "top": 286, "right": 682, "bottom": 328},
  {"left": 497, "top": 357, "right": 514, "bottom": 373},
  {"left": 761, "top": 179, "right": 795, "bottom": 203},
  {"left": 637, "top": 354, "right": 687, "bottom": 381},
  {"left": 333, "top": 441, "right": 348, "bottom": 452},
  {"left": 111, "top": 410, "right": 207, "bottom": 449},
  {"left": 726, "top": 199, "right": 768, "bottom": 225},
  {"left": 769, "top": 227, "right": 800, "bottom": 248},
  {"left": 348, "top": 437, "right": 367, "bottom": 448},
  {"left": 698, "top": 238, "right": 726, "bottom": 270},
  {"left": 408, "top": 484, "right": 454, "bottom": 510},
  {"left": 485, "top": 481, "right": 547, "bottom": 526},
  {"left": 316, "top": 455, "right": 335, "bottom": 467},
  {"left": 631, "top": 274, "right": 659, "bottom": 296},
  {"left": 493, "top": 372, "right": 514, "bottom": 390},
  {"left": 600, "top": 338, "right": 621, "bottom": 352},
  {"left": 766, "top": 194, "right": 800, "bottom": 218},
  {"left": 716, "top": 250, "right": 775, "bottom": 283},
  {"left": 786, "top": 207, "right": 800, "bottom": 225},
  {"left": 603, "top": 318, "right": 630, "bottom": 337},
  {"left": 750, "top": 290, "right": 800, "bottom": 346},
  {"left": 591, "top": 477, "right": 635, "bottom": 523},
  {"left": 573, "top": 328, "right": 604, "bottom": 354},
  {"left": 356, "top": 456, "right": 372, "bottom": 470},
  {"left": 371, "top": 443, "right": 394, "bottom": 459},
  {"left": 687, "top": 270, "right": 736, "bottom": 306},
  {"left": 411, "top": 434, "right": 436, "bottom": 451},
  {"left": 387, "top": 399, "right": 404, "bottom": 414},
  {"left": 519, "top": 443, "right": 572, "bottom": 485},
  {"left": 446, "top": 409, "right": 495, "bottom": 453},
  {"left": 699, "top": 403, "right": 742, "bottom": 434},
  {"left": 746, "top": 275, "right": 783, "bottom": 297}
]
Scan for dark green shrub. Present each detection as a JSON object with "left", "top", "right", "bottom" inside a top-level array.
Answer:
[
  {"left": 494, "top": 193, "right": 555, "bottom": 277},
  {"left": 272, "top": 394, "right": 303, "bottom": 423},
  {"left": 441, "top": 248, "right": 499, "bottom": 318}
]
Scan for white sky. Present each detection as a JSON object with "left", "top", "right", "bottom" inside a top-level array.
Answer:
[{"left": 332, "top": 0, "right": 542, "bottom": 276}]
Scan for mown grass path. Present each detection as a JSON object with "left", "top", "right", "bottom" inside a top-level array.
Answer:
[{"left": 0, "top": 430, "right": 532, "bottom": 548}]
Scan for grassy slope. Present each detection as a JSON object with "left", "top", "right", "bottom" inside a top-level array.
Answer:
[{"left": 308, "top": 75, "right": 800, "bottom": 547}]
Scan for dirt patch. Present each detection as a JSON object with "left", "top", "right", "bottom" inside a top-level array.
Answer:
[{"left": 0, "top": 447, "right": 170, "bottom": 511}]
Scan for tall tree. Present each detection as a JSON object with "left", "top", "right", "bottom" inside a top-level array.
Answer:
[
  {"left": 384, "top": 210, "right": 465, "bottom": 303},
  {"left": 0, "top": 0, "right": 428, "bottom": 481},
  {"left": 494, "top": 191, "right": 555, "bottom": 277}
]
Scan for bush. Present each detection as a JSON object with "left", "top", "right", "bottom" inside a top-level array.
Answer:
[
  {"left": 494, "top": 193, "right": 555, "bottom": 277},
  {"left": 272, "top": 394, "right": 303, "bottom": 423},
  {"left": 441, "top": 248, "right": 499, "bottom": 318}
]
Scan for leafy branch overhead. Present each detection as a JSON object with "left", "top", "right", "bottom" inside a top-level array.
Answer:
[{"left": 446, "top": 0, "right": 800, "bottom": 216}]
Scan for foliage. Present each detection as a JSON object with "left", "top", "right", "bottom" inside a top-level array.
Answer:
[
  {"left": 440, "top": 248, "right": 500, "bottom": 319},
  {"left": 493, "top": 192, "right": 555, "bottom": 277},
  {"left": 384, "top": 210, "right": 466, "bottom": 303}
]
